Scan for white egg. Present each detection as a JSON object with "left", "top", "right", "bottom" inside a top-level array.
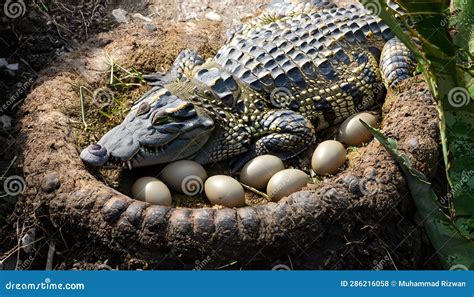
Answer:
[
  {"left": 240, "top": 155, "right": 285, "bottom": 189},
  {"left": 267, "top": 169, "right": 308, "bottom": 202},
  {"left": 204, "top": 175, "right": 245, "bottom": 208},
  {"left": 132, "top": 176, "right": 172, "bottom": 206},
  {"left": 338, "top": 112, "right": 378, "bottom": 146},
  {"left": 311, "top": 140, "right": 346, "bottom": 176},
  {"left": 159, "top": 160, "right": 207, "bottom": 195}
]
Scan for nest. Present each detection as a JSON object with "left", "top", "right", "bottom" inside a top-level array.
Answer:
[{"left": 14, "top": 19, "right": 440, "bottom": 269}]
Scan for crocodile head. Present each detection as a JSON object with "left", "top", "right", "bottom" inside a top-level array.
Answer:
[{"left": 80, "top": 87, "right": 214, "bottom": 169}]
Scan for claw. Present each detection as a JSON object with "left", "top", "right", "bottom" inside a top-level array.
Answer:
[{"left": 143, "top": 72, "right": 175, "bottom": 86}]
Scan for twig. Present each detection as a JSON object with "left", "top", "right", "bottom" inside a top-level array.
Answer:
[
  {"left": 216, "top": 261, "right": 238, "bottom": 269},
  {"left": 14, "top": 221, "right": 21, "bottom": 270},
  {"left": 80, "top": 10, "right": 88, "bottom": 40},
  {"left": 287, "top": 255, "right": 294, "bottom": 270},
  {"left": 240, "top": 182, "right": 270, "bottom": 200},
  {"left": 79, "top": 86, "right": 89, "bottom": 130},
  {"left": 0, "top": 236, "right": 45, "bottom": 264},
  {"left": 45, "top": 241, "right": 55, "bottom": 270},
  {"left": 0, "top": 156, "right": 17, "bottom": 180},
  {"left": 382, "top": 246, "right": 398, "bottom": 270}
]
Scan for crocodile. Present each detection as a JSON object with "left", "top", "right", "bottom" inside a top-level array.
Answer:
[
  {"left": 80, "top": 0, "right": 415, "bottom": 170},
  {"left": 19, "top": 0, "right": 441, "bottom": 265}
]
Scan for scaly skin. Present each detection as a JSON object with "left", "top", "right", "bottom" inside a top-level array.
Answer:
[{"left": 80, "top": 2, "right": 416, "bottom": 169}]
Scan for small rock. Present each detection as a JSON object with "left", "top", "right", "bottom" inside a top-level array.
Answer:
[
  {"left": 55, "top": 46, "right": 71, "bottom": 55},
  {"left": 112, "top": 9, "right": 129, "bottom": 23},
  {"left": 144, "top": 23, "right": 157, "bottom": 32},
  {"left": 0, "top": 58, "right": 7, "bottom": 68},
  {"left": 181, "top": 11, "right": 198, "bottom": 21},
  {"left": 205, "top": 11, "right": 223, "bottom": 22},
  {"left": 363, "top": 167, "right": 377, "bottom": 179},
  {"left": 42, "top": 171, "right": 60, "bottom": 193},
  {"left": 407, "top": 137, "right": 419, "bottom": 151},
  {"left": 133, "top": 13, "right": 152, "bottom": 23},
  {"left": 0, "top": 115, "right": 12, "bottom": 132},
  {"left": 7, "top": 63, "right": 19, "bottom": 71},
  {"left": 21, "top": 228, "right": 36, "bottom": 254}
]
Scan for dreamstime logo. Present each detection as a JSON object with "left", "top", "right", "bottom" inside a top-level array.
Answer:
[
  {"left": 272, "top": 264, "right": 291, "bottom": 270},
  {"left": 449, "top": 264, "right": 468, "bottom": 271},
  {"left": 92, "top": 88, "right": 114, "bottom": 108},
  {"left": 359, "top": 176, "right": 380, "bottom": 196},
  {"left": 270, "top": 87, "right": 292, "bottom": 108},
  {"left": 356, "top": 82, "right": 385, "bottom": 111},
  {"left": 16, "top": 255, "right": 34, "bottom": 270},
  {"left": 3, "top": 0, "right": 26, "bottom": 19},
  {"left": 181, "top": 175, "right": 204, "bottom": 196},
  {"left": 439, "top": 12, "right": 454, "bottom": 27},
  {"left": 372, "top": 255, "right": 390, "bottom": 270},
  {"left": 4, "top": 277, "right": 85, "bottom": 290},
  {"left": 0, "top": 77, "right": 34, "bottom": 114},
  {"left": 440, "top": 8, "right": 469, "bottom": 27},
  {"left": 193, "top": 256, "right": 212, "bottom": 270},
  {"left": 361, "top": 0, "right": 382, "bottom": 16},
  {"left": 3, "top": 175, "right": 26, "bottom": 196},
  {"left": 345, "top": 173, "right": 380, "bottom": 196},
  {"left": 439, "top": 170, "right": 473, "bottom": 206},
  {"left": 82, "top": 0, "right": 113, "bottom": 28},
  {"left": 447, "top": 87, "right": 470, "bottom": 108}
]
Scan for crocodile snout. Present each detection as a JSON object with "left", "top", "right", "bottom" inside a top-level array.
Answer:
[{"left": 80, "top": 143, "right": 109, "bottom": 167}]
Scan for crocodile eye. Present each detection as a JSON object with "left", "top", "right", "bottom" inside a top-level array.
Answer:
[
  {"left": 136, "top": 102, "right": 151, "bottom": 116},
  {"left": 166, "top": 103, "right": 196, "bottom": 118},
  {"left": 152, "top": 111, "right": 169, "bottom": 125}
]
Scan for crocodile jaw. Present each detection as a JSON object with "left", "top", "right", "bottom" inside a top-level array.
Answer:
[
  {"left": 80, "top": 109, "right": 215, "bottom": 169},
  {"left": 129, "top": 128, "right": 214, "bottom": 167}
]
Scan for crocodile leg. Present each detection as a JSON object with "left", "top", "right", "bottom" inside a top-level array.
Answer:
[
  {"left": 231, "top": 110, "right": 315, "bottom": 170},
  {"left": 380, "top": 37, "right": 417, "bottom": 88},
  {"left": 143, "top": 49, "right": 204, "bottom": 86},
  {"left": 254, "top": 110, "right": 315, "bottom": 156}
]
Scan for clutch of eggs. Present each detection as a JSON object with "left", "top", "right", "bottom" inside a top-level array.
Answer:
[{"left": 131, "top": 111, "right": 378, "bottom": 208}]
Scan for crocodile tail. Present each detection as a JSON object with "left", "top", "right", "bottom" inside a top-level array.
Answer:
[
  {"left": 91, "top": 189, "right": 346, "bottom": 260},
  {"left": 380, "top": 37, "right": 417, "bottom": 89}
]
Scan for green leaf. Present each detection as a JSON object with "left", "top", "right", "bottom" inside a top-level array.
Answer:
[
  {"left": 363, "top": 0, "right": 474, "bottom": 266},
  {"left": 361, "top": 120, "right": 474, "bottom": 269}
]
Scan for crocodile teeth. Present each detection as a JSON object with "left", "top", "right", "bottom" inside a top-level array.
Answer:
[{"left": 127, "top": 160, "right": 132, "bottom": 170}]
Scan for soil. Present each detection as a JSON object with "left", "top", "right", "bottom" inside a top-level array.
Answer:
[{"left": 1, "top": 0, "right": 444, "bottom": 270}]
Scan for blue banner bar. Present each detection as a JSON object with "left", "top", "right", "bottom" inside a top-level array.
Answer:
[{"left": 0, "top": 271, "right": 471, "bottom": 297}]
